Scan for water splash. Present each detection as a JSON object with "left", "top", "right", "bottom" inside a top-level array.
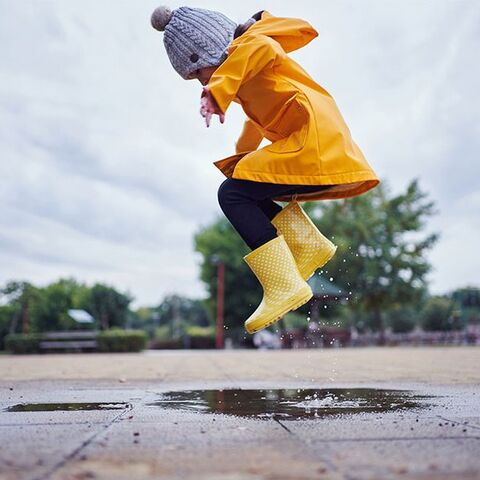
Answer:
[{"left": 148, "top": 388, "right": 433, "bottom": 420}]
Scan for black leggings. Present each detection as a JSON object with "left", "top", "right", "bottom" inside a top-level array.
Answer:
[{"left": 217, "top": 178, "right": 331, "bottom": 250}]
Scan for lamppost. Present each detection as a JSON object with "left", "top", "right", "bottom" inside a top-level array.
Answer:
[{"left": 210, "top": 255, "right": 225, "bottom": 349}]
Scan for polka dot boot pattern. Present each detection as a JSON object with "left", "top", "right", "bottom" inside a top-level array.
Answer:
[
  {"left": 243, "top": 235, "right": 313, "bottom": 334},
  {"left": 272, "top": 201, "right": 337, "bottom": 280}
]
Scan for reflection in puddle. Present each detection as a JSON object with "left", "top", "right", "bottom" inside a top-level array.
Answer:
[
  {"left": 149, "top": 388, "right": 433, "bottom": 420},
  {"left": 6, "top": 402, "right": 130, "bottom": 412}
]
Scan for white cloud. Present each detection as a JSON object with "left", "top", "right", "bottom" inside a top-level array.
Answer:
[{"left": 0, "top": 0, "right": 479, "bottom": 306}]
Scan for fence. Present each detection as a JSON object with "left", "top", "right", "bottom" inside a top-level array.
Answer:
[{"left": 279, "top": 327, "right": 480, "bottom": 349}]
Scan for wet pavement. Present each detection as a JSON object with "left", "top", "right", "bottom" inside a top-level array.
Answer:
[
  {"left": 0, "top": 379, "right": 479, "bottom": 480},
  {"left": 148, "top": 387, "right": 434, "bottom": 419}
]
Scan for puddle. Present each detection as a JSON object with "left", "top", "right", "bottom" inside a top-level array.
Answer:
[
  {"left": 148, "top": 388, "right": 433, "bottom": 420},
  {"left": 6, "top": 402, "right": 130, "bottom": 412}
]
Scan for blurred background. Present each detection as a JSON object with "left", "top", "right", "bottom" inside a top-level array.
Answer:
[{"left": 1, "top": 0, "right": 479, "bottom": 352}]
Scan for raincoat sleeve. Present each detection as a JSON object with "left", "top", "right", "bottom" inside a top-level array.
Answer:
[
  {"left": 207, "top": 34, "right": 287, "bottom": 114},
  {"left": 235, "top": 118, "right": 264, "bottom": 153}
]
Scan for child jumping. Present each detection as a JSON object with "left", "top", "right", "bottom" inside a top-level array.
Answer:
[{"left": 151, "top": 6, "right": 379, "bottom": 334}]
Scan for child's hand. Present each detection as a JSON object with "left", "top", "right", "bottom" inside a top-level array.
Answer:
[{"left": 200, "top": 87, "right": 225, "bottom": 128}]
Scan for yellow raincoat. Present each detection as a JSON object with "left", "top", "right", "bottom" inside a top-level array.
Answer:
[{"left": 207, "top": 11, "right": 379, "bottom": 202}]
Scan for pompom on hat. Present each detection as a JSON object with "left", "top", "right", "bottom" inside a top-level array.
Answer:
[
  {"left": 151, "top": 5, "right": 237, "bottom": 80},
  {"left": 151, "top": 6, "right": 173, "bottom": 31}
]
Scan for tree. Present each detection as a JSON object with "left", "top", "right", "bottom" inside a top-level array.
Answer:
[
  {"left": 1, "top": 281, "right": 40, "bottom": 334},
  {"left": 194, "top": 179, "right": 438, "bottom": 337},
  {"left": 129, "top": 307, "right": 158, "bottom": 336},
  {"left": 450, "top": 287, "right": 480, "bottom": 325},
  {"left": 80, "top": 284, "right": 132, "bottom": 330},
  {"left": 385, "top": 305, "right": 418, "bottom": 333},
  {"left": 0, "top": 279, "right": 133, "bottom": 335},
  {"left": 305, "top": 179, "right": 438, "bottom": 337},
  {"left": 194, "top": 218, "right": 262, "bottom": 338},
  {"left": 0, "top": 304, "right": 16, "bottom": 349},
  {"left": 33, "top": 278, "right": 87, "bottom": 332},
  {"left": 154, "top": 294, "right": 211, "bottom": 338},
  {"left": 421, "top": 296, "right": 457, "bottom": 331}
]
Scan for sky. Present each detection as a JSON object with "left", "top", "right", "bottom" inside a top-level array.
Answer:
[{"left": 0, "top": 0, "right": 479, "bottom": 307}]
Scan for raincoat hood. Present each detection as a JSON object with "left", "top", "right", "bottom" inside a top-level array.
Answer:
[{"left": 236, "top": 10, "right": 318, "bottom": 53}]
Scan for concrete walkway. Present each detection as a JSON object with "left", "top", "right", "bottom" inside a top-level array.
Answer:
[
  {"left": 1, "top": 347, "right": 479, "bottom": 480},
  {"left": 1, "top": 346, "right": 480, "bottom": 383}
]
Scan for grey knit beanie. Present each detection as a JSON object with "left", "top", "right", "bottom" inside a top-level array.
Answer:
[{"left": 151, "top": 6, "right": 237, "bottom": 80}]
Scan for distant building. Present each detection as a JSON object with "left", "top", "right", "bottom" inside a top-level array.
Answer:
[{"left": 67, "top": 309, "right": 95, "bottom": 328}]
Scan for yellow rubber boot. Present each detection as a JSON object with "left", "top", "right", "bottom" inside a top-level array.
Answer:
[
  {"left": 272, "top": 201, "right": 337, "bottom": 280},
  {"left": 243, "top": 235, "right": 313, "bottom": 334}
]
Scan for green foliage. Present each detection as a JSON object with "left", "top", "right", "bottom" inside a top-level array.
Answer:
[
  {"left": 5, "top": 334, "right": 41, "bottom": 354},
  {"left": 450, "top": 287, "right": 480, "bottom": 324},
  {"left": 305, "top": 179, "right": 438, "bottom": 331},
  {"left": 282, "top": 312, "right": 308, "bottom": 330},
  {"left": 129, "top": 307, "right": 158, "bottom": 336},
  {"left": 33, "top": 279, "right": 86, "bottom": 332},
  {"left": 385, "top": 306, "right": 418, "bottom": 333},
  {"left": 451, "top": 286, "right": 480, "bottom": 308},
  {"left": 319, "top": 312, "right": 354, "bottom": 330},
  {"left": 1, "top": 281, "right": 40, "bottom": 334},
  {"left": 185, "top": 325, "right": 216, "bottom": 349},
  {"left": 0, "top": 279, "right": 132, "bottom": 344},
  {"left": 152, "top": 326, "right": 183, "bottom": 349},
  {"left": 97, "top": 329, "right": 147, "bottom": 352},
  {"left": 194, "top": 217, "right": 263, "bottom": 336},
  {"left": 152, "top": 325, "right": 216, "bottom": 349},
  {"left": 79, "top": 284, "right": 132, "bottom": 330},
  {"left": 0, "top": 278, "right": 215, "bottom": 349},
  {"left": 193, "top": 179, "right": 438, "bottom": 336},
  {"left": 154, "top": 295, "right": 210, "bottom": 338},
  {"left": 185, "top": 325, "right": 215, "bottom": 337},
  {"left": 0, "top": 306, "right": 15, "bottom": 349},
  {"left": 154, "top": 325, "right": 173, "bottom": 341},
  {"left": 421, "top": 296, "right": 457, "bottom": 331}
]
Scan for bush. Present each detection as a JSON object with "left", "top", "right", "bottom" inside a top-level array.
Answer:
[
  {"left": 387, "top": 306, "right": 418, "bottom": 333},
  {"left": 185, "top": 325, "right": 216, "bottom": 349},
  {"left": 97, "top": 329, "right": 147, "bottom": 352},
  {"left": 421, "top": 297, "right": 455, "bottom": 331},
  {"left": 151, "top": 326, "right": 183, "bottom": 349},
  {"left": 5, "top": 334, "right": 41, "bottom": 354},
  {"left": 185, "top": 325, "right": 215, "bottom": 337},
  {"left": 154, "top": 325, "right": 171, "bottom": 341}
]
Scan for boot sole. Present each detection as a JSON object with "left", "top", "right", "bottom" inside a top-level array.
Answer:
[
  {"left": 245, "top": 286, "right": 313, "bottom": 334},
  {"left": 303, "top": 244, "right": 337, "bottom": 280}
]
